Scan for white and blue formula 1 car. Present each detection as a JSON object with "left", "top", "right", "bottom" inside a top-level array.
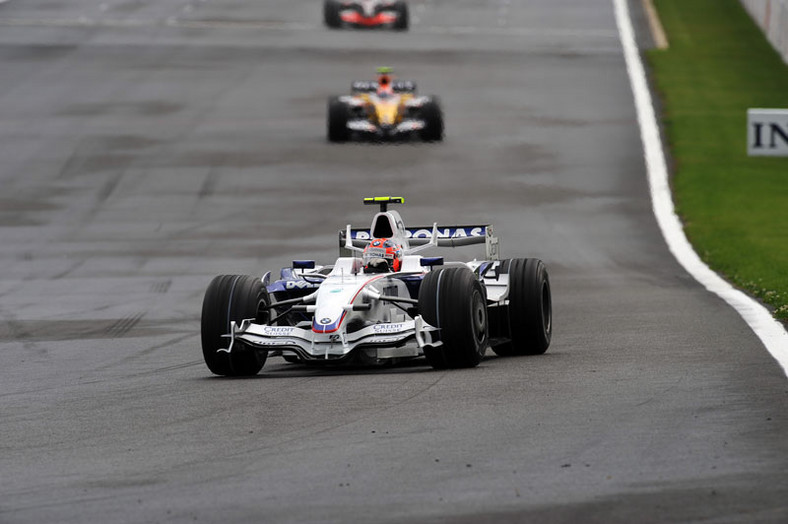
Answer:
[{"left": 200, "top": 197, "right": 552, "bottom": 376}]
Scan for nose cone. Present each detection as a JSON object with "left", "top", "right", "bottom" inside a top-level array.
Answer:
[
  {"left": 313, "top": 314, "right": 342, "bottom": 333},
  {"left": 312, "top": 281, "right": 357, "bottom": 333},
  {"left": 376, "top": 101, "right": 399, "bottom": 126}
]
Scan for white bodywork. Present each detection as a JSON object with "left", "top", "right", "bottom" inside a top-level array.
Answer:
[
  {"left": 344, "top": 0, "right": 398, "bottom": 17},
  {"left": 228, "top": 258, "right": 441, "bottom": 361}
]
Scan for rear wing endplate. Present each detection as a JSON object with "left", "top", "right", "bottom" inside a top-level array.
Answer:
[{"left": 339, "top": 225, "right": 499, "bottom": 260}]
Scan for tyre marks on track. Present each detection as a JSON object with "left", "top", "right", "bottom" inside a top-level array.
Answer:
[
  {"left": 0, "top": 316, "right": 180, "bottom": 342},
  {"left": 197, "top": 166, "right": 220, "bottom": 200},
  {"left": 149, "top": 279, "right": 172, "bottom": 294},
  {"left": 93, "top": 333, "right": 202, "bottom": 375},
  {"left": 105, "top": 312, "right": 144, "bottom": 338}
]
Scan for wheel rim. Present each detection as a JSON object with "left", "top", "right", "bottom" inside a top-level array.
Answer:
[
  {"left": 541, "top": 281, "right": 552, "bottom": 335},
  {"left": 471, "top": 289, "right": 487, "bottom": 345}
]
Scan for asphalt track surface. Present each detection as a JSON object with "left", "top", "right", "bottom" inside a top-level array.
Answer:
[{"left": 1, "top": 1, "right": 787, "bottom": 523}]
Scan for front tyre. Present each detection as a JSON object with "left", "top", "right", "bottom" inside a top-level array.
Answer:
[
  {"left": 392, "top": 1, "right": 409, "bottom": 30},
  {"left": 201, "top": 275, "right": 269, "bottom": 376},
  {"left": 327, "top": 96, "right": 350, "bottom": 142},
  {"left": 492, "top": 258, "right": 552, "bottom": 356},
  {"left": 420, "top": 97, "right": 443, "bottom": 142},
  {"left": 324, "top": 0, "right": 342, "bottom": 28},
  {"left": 418, "top": 267, "right": 488, "bottom": 369}
]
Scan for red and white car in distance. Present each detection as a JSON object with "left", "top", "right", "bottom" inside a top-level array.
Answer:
[{"left": 324, "top": 0, "right": 409, "bottom": 30}]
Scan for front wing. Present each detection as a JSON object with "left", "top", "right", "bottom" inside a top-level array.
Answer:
[
  {"left": 346, "top": 118, "right": 426, "bottom": 136},
  {"left": 223, "top": 317, "right": 441, "bottom": 362},
  {"left": 340, "top": 12, "right": 399, "bottom": 27}
]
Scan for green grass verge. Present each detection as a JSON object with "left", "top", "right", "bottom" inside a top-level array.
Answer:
[{"left": 648, "top": 0, "right": 788, "bottom": 321}]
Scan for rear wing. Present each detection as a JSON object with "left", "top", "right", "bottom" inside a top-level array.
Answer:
[
  {"left": 351, "top": 80, "right": 417, "bottom": 93},
  {"left": 339, "top": 225, "right": 499, "bottom": 260}
]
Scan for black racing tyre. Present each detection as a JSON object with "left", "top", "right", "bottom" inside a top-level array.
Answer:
[
  {"left": 392, "top": 1, "right": 409, "bottom": 30},
  {"left": 327, "top": 96, "right": 350, "bottom": 142},
  {"left": 324, "top": 0, "right": 342, "bottom": 28},
  {"left": 418, "top": 267, "right": 488, "bottom": 369},
  {"left": 492, "top": 258, "right": 552, "bottom": 356},
  {"left": 201, "top": 275, "right": 269, "bottom": 376},
  {"left": 420, "top": 97, "right": 443, "bottom": 142}
]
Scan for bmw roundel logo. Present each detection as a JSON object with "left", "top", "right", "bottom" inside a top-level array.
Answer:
[{"left": 320, "top": 318, "right": 332, "bottom": 325}]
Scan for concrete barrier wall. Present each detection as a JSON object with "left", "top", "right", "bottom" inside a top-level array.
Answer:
[{"left": 741, "top": 0, "right": 788, "bottom": 63}]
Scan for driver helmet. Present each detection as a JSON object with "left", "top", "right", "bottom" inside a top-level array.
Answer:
[
  {"left": 376, "top": 67, "right": 394, "bottom": 98},
  {"left": 363, "top": 238, "right": 403, "bottom": 273}
]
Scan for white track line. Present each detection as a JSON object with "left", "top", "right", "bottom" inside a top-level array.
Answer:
[{"left": 613, "top": 0, "right": 788, "bottom": 376}]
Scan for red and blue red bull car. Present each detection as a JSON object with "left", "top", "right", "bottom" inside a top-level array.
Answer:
[
  {"left": 324, "top": 0, "right": 409, "bottom": 30},
  {"left": 200, "top": 197, "right": 552, "bottom": 376}
]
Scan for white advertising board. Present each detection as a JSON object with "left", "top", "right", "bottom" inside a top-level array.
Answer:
[{"left": 747, "top": 108, "right": 788, "bottom": 156}]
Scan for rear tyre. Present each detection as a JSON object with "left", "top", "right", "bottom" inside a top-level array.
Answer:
[
  {"left": 418, "top": 267, "right": 488, "bottom": 369},
  {"left": 201, "top": 275, "right": 269, "bottom": 376},
  {"left": 392, "top": 1, "right": 409, "bottom": 30},
  {"left": 327, "top": 96, "right": 350, "bottom": 142},
  {"left": 420, "top": 97, "right": 444, "bottom": 142},
  {"left": 492, "top": 258, "right": 552, "bottom": 356},
  {"left": 324, "top": 0, "right": 341, "bottom": 28}
]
